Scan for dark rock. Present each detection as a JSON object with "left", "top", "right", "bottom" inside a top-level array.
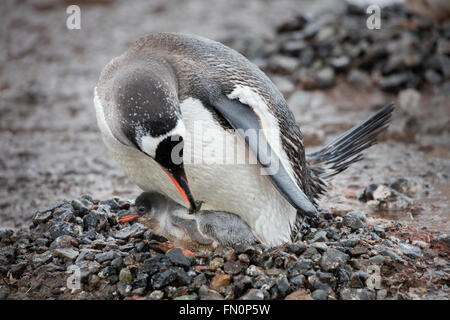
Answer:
[
  {"left": 71, "top": 199, "right": 90, "bottom": 216},
  {"left": 95, "top": 250, "right": 118, "bottom": 263},
  {"left": 288, "top": 259, "right": 313, "bottom": 277},
  {"left": 321, "top": 248, "right": 349, "bottom": 271},
  {"left": 132, "top": 272, "right": 149, "bottom": 290},
  {"left": 113, "top": 223, "right": 147, "bottom": 240},
  {"left": 343, "top": 213, "right": 365, "bottom": 231},
  {"left": 8, "top": 262, "right": 27, "bottom": 278},
  {"left": 311, "top": 289, "right": 328, "bottom": 300},
  {"left": 285, "top": 242, "right": 307, "bottom": 255},
  {"left": 166, "top": 248, "right": 191, "bottom": 268},
  {"left": 240, "top": 288, "right": 265, "bottom": 300},
  {"left": 198, "top": 285, "right": 224, "bottom": 300},
  {"left": 223, "top": 260, "right": 243, "bottom": 275},
  {"left": 143, "top": 255, "right": 172, "bottom": 275},
  {"left": 49, "top": 221, "right": 77, "bottom": 240},
  {"left": 192, "top": 273, "right": 207, "bottom": 288}
]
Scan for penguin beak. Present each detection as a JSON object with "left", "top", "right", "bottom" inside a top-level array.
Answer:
[
  {"left": 157, "top": 164, "right": 198, "bottom": 213},
  {"left": 118, "top": 214, "right": 140, "bottom": 223}
]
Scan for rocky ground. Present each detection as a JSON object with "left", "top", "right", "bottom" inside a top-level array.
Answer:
[
  {"left": 0, "top": 1, "right": 449, "bottom": 300},
  {"left": 0, "top": 187, "right": 448, "bottom": 300}
]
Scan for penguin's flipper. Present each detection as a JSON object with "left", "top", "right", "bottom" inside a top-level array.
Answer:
[
  {"left": 212, "top": 96, "right": 318, "bottom": 218},
  {"left": 171, "top": 216, "right": 214, "bottom": 245}
]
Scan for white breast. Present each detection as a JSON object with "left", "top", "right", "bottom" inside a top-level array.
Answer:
[{"left": 94, "top": 90, "right": 296, "bottom": 246}]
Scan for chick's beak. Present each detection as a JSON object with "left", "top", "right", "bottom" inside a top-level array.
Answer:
[{"left": 118, "top": 213, "right": 140, "bottom": 223}]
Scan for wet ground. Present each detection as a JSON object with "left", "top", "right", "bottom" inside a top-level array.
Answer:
[{"left": 0, "top": 0, "right": 449, "bottom": 237}]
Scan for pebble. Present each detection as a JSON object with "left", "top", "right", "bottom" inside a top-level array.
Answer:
[
  {"left": 198, "top": 285, "right": 224, "bottom": 300},
  {"left": 113, "top": 223, "right": 147, "bottom": 240},
  {"left": 166, "top": 248, "right": 191, "bottom": 268},
  {"left": 210, "top": 274, "right": 232, "bottom": 290},
  {"left": 119, "top": 268, "right": 133, "bottom": 283},
  {"left": 312, "top": 242, "right": 328, "bottom": 251},
  {"left": 343, "top": 213, "right": 365, "bottom": 230},
  {"left": 240, "top": 288, "right": 265, "bottom": 300},
  {"left": 149, "top": 290, "right": 164, "bottom": 300},
  {"left": 53, "top": 248, "right": 79, "bottom": 260},
  {"left": 320, "top": 248, "right": 349, "bottom": 272},
  {"left": 311, "top": 289, "right": 328, "bottom": 300},
  {"left": 209, "top": 257, "right": 224, "bottom": 270},
  {"left": 223, "top": 261, "right": 243, "bottom": 275}
]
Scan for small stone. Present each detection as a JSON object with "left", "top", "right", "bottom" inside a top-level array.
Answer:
[
  {"left": 113, "top": 223, "right": 147, "bottom": 240},
  {"left": 285, "top": 289, "right": 312, "bottom": 300},
  {"left": 210, "top": 274, "right": 232, "bottom": 291},
  {"left": 312, "top": 230, "right": 328, "bottom": 243},
  {"left": 270, "top": 55, "right": 299, "bottom": 74},
  {"left": 94, "top": 250, "right": 118, "bottom": 263},
  {"left": 377, "top": 289, "right": 388, "bottom": 300},
  {"left": 198, "top": 285, "right": 224, "bottom": 300},
  {"left": 223, "top": 249, "right": 236, "bottom": 261},
  {"left": 311, "top": 289, "right": 328, "bottom": 300},
  {"left": 33, "top": 210, "right": 52, "bottom": 224},
  {"left": 143, "top": 255, "right": 172, "bottom": 275},
  {"left": 285, "top": 242, "right": 306, "bottom": 255},
  {"left": 275, "top": 274, "right": 290, "bottom": 296},
  {"left": 290, "top": 275, "right": 305, "bottom": 287},
  {"left": 343, "top": 213, "right": 365, "bottom": 231},
  {"left": 53, "top": 248, "right": 79, "bottom": 261},
  {"left": 149, "top": 290, "right": 164, "bottom": 300},
  {"left": 369, "top": 255, "right": 385, "bottom": 265},
  {"left": 316, "top": 67, "right": 335, "bottom": 89},
  {"left": 398, "top": 243, "right": 422, "bottom": 259},
  {"left": 246, "top": 265, "right": 264, "bottom": 277},
  {"left": 349, "top": 246, "right": 368, "bottom": 256},
  {"left": 398, "top": 89, "right": 421, "bottom": 115},
  {"left": 223, "top": 261, "right": 243, "bottom": 275},
  {"left": 166, "top": 248, "right": 191, "bottom": 268},
  {"left": 152, "top": 269, "right": 177, "bottom": 289},
  {"left": 0, "top": 286, "right": 9, "bottom": 300},
  {"left": 288, "top": 259, "right": 313, "bottom": 277},
  {"left": 111, "top": 257, "right": 123, "bottom": 269},
  {"left": 350, "top": 271, "right": 369, "bottom": 288},
  {"left": 173, "top": 294, "right": 198, "bottom": 300},
  {"left": 312, "top": 242, "right": 328, "bottom": 251},
  {"left": 240, "top": 288, "right": 264, "bottom": 300},
  {"left": 49, "top": 222, "right": 77, "bottom": 240},
  {"left": 209, "top": 257, "right": 224, "bottom": 270},
  {"left": 117, "top": 281, "right": 133, "bottom": 297},
  {"left": 71, "top": 199, "right": 90, "bottom": 216},
  {"left": 320, "top": 248, "right": 349, "bottom": 272},
  {"left": 238, "top": 254, "right": 250, "bottom": 265},
  {"left": 192, "top": 273, "right": 207, "bottom": 288},
  {"left": 119, "top": 268, "right": 133, "bottom": 284},
  {"left": 32, "top": 251, "right": 53, "bottom": 265}
]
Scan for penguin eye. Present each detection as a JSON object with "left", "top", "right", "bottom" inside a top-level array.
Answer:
[{"left": 138, "top": 206, "right": 146, "bottom": 214}]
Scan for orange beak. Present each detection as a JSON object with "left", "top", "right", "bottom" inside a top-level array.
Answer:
[
  {"left": 157, "top": 164, "right": 198, "bottom": 213},
  {"left": 118, "top": 214, "right": 140, "bottom": 223}
]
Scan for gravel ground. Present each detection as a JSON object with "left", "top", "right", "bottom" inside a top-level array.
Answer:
[
  {"left": 0, "top": 0, "right": 449, "bottom": 300},
  {"left": 0, "top": 189, "right": 448, "bottom": 300}
]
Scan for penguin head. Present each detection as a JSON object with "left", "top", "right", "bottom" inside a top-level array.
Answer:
[
  {"left": 118, "top": 192, "right": 169, "bottom": 224},
  {"left": 112, "top": 61, "right": 198, "bottom": 212}
]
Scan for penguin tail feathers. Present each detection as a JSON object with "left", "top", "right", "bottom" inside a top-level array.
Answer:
[{"left": 306, "top": 104, "right": 394, "bottom": 183}]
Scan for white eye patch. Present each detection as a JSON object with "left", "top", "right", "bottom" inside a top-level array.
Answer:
[{"left": 139, "top": 120, "right": 186, "bottom": 157}]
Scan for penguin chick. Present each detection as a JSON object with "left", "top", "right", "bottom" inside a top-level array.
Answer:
[{"left": 119, "top": 192, "right": 258, "bottom": 250}]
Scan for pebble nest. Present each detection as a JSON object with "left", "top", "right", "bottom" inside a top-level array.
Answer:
[{"left": 0, "top": 187, "right": 448, "bottom": 300}]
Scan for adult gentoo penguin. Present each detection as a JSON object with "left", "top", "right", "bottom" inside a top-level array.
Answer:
[{"left": 94, "top": 32, "right": 394, "bottom": 247}]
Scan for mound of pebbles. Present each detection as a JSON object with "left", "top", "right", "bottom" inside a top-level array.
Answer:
[
  {"left": 0, "top": 193, "right": 448, "bottom": 300},
  {"left": 224, "top": 3, "right": 450, "bottom": 93}
]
